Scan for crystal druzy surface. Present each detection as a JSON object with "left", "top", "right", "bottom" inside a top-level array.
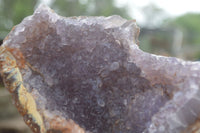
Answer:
[{"left": 2, "top": 5, "right": 200, "bottom": 133}]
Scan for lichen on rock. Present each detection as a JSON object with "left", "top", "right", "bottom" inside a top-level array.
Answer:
[{"left": 1, "top": 4, "right": 200, "bottom": 133}]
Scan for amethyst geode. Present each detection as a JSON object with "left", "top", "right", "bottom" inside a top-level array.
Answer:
[{"left": 1, "top": 5, "right": 200, "bottom": 133}]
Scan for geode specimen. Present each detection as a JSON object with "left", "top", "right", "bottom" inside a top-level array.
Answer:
[{"left": 1, "top": 4, "right": 200, "bottom": 133}]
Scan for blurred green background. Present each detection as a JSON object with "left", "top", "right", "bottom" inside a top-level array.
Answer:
[{"left": 0, "top": 0, "right": 200, "bottom": 132}]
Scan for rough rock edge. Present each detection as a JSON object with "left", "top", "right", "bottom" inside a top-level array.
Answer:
[{"left": 130, "top": 44, "right": 200, "bottom": 132}]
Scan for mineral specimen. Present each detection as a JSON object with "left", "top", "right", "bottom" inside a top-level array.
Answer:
[{"left": 1, "top": 4, "right": 200, "bottom": 133}]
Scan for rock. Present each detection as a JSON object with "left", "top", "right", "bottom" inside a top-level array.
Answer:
[{"left": 1, "top": 4, "right": 200, "bottom": 133}]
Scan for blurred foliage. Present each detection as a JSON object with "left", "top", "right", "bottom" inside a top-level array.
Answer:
[
  {"left": 141, "top": 3, "right": 168, "bottom": 28},
  {"left": 138, "top": 4, "right": 200, "bottom": 60},
  {"left": 0, "top": 0, "right": 130, "bottom": 39},
  {"left": 138, "top": 4, "right": 173, "bottom": 56},
  {"left": 0, "top": 0, "right": 38, "bottom": 38},
  {"left": 139, "top": 28, "right": 174, "bottom": 56},
  {"left": 0, "top": 0, "right": 199, "bottom": 58},
  {"left": 51, "top": 0, "right": 130, "bottom": 18},
  {"left": 165, "top": 13, "right": 200, "bottom": 45}
]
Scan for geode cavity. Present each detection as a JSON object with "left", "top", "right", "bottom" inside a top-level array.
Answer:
[{"left": 1, "top": 4, "right": 200, "bottom": 133}]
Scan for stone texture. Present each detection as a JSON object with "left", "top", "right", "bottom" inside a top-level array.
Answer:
[{"left": 1, "top": 4, "right": 200, "bottom": 133}]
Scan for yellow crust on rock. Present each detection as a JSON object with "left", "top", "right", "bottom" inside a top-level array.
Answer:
[{"left": 0, "top": 46, "right": 46, "bottom": 133}]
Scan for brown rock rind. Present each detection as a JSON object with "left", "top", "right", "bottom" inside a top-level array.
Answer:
[
  {"left": 0, "top": 45, "right": 86, "bottom": 133},
  {"left": 0, "top": 46, "right": 46, "bottom": 133}
]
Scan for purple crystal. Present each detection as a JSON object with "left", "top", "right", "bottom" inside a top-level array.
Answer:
[{"left": 1, "top": 5, "right": 200, "bottom": 133}]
